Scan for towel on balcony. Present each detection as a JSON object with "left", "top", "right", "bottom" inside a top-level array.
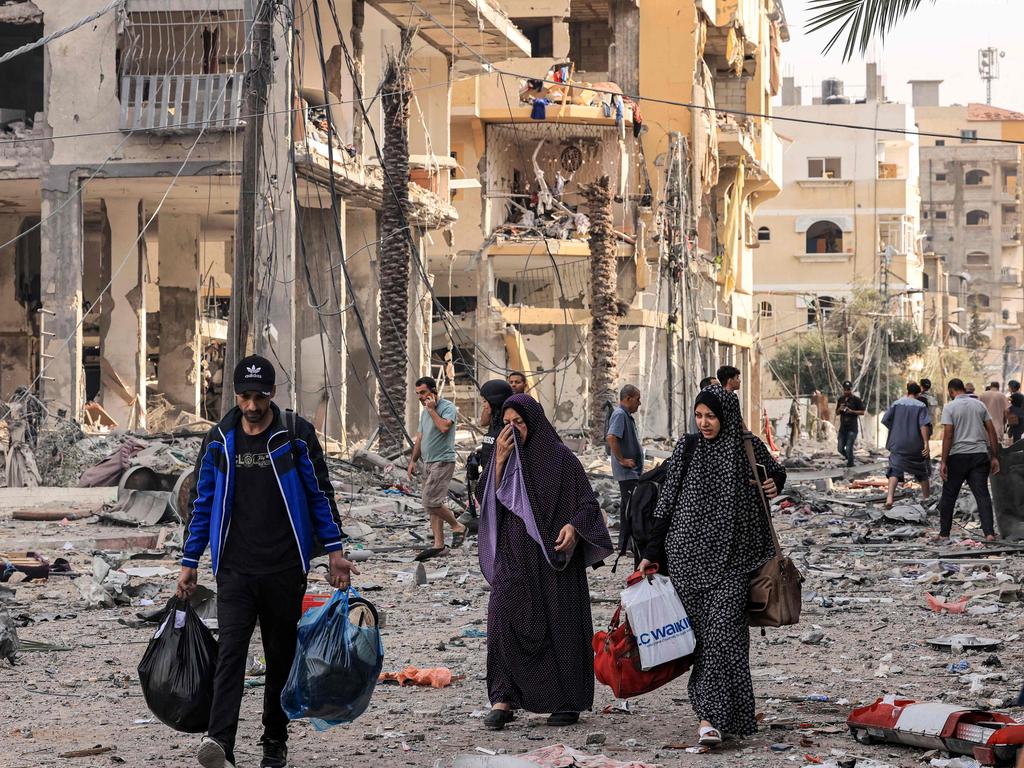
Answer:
[{"left": 531, "top": 98, "right": 549, "bottom": 120}]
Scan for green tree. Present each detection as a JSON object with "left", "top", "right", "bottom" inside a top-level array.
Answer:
[
  {"left": 965, "top": 305, "right": 990, "bottom": 368},
  {"left": 806, "top": 0, "right": 936, "bottom": 61}
]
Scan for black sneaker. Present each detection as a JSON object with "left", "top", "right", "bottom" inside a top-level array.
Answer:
[{"left": 259, "top": 737, "right": 288, "bottom": 768}]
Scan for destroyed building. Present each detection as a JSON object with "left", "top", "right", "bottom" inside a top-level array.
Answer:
[
  {"left": 0, "top": 0, "right": 530, "bottom": 446},
  {"left": 913, "top": 87, "right": 1024, "bottom": 380},
  {"left": 431, "top": 0, "right": 787, "bottom": 438}
]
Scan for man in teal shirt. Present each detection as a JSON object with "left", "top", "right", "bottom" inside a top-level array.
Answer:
[{"left": 408, "top": 376, "right": 466, "bottom": 560}]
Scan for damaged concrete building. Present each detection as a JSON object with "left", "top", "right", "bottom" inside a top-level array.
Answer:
[
  {"left": 432, "top": 0, "right": 787, "bottom": 438},
  {"left": 0, "top": 0, "right": 529, "bottom": 445}
]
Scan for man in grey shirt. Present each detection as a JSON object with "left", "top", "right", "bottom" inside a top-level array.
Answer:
[
  {"left": 937, "top": 378, "right": 1001, "bottom": 542},
  {"left": 606, "top": 384, "right": 643, "bottom": 544}
]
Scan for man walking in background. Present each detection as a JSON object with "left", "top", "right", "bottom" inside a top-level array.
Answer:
[
  {"left": 408, "top": 376, "right": 466, "bottom": 560},
  {"left": 716, "top": 365, "right": 741, "bottom": 393},
  {"left": 178, "top": 355, "right": 356, "bottom": 768},
  {"left": 508, "top": 371, "right": 528, "bottom": 395},
  {"left": 980, "top": 381, "right": 1008, "bottom": 442},
  {"left": 836, "top": 380, "right": 865, "bottom": 468},
  {"left": 882, "top": 382, "right": 931, "bottom": 508},
  {"left": 606, "top": 384, "right": 643, "bottom": 543},
  {"left": 937, "top": 378, "right": 1001, "bottom": 543}
]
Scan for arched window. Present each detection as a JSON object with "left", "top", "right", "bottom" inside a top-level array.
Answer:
[
  {"left": 966, "top": 210, "right": 990, "bottom": 226},
  {"left": 757, "top": 226, "right": 771, "bottom": 242},
  {"left": 806, "top": 221, "right": 843, "bottom": 254},
  {"left": 966, "top": 251, "right": 990, "bottom": 268},
  {"left": 759, "top": 300, "right": 774, "bottom": 318},
  {"left": 967, "top": 293, "right": 991, "bottom": 309},
  {"left": 965, "top": 169, "right": 991, "bottom": 186},
  {"left": 807, "top": 295, "right": 836, "bottom": 325}
]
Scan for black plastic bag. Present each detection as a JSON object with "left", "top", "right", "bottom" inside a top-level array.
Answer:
[
  {"left": 137, "top": 596, "right": 218, "bottom": 733},
  {"left": 281, "top": 588, "right": 383, "bottom": 729}
]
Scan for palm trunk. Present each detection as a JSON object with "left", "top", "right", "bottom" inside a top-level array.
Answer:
[
  {"left": 585, "top": 175, "right": 619, "bottom": 446},
  {"left": 377, "top": 30, "right": 414, "bottom": 455}
]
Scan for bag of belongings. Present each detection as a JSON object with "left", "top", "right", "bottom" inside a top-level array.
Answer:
[
  {"left": 281, "top": 587, "right": 384, "bottom": 729},
  {"left": 137, "top": 597, "right": 218, "bottom": 732}
]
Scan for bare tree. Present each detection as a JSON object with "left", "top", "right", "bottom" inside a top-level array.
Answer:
[
  {"left": 377, "top": 30, "right": 414, "bottom": 454},
  {"left": 585, "top": 175, "right": 619, "bottom": 446}
]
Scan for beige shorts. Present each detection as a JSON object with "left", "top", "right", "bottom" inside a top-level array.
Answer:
[{"left": 422, "top": 461, "right": 456, "bottom": 507}]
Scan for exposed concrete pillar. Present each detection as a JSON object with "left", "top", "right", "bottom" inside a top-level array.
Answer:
[
  {"left": 40, "top": 175, "right": 84, "bottom": 418},
  {"left": 296, "top": 202, "right": 347, "bottom": 445},
  {"left": 0, "top": 215, "right": 32, "bottom": 399},
  {"left": 253, "top": 13, "right": 297, "bottom": 409},
  {"left": 157, "top": 214, "right": 202, "bottom": 413},
  {"left": 407, "top": 230, "right": 433, "bottom": 437},
  {"left": 344, "top": 208, "right": 380, "bottom": 439},
  {"left": 101, "top": 197, "right": 147, "bottom": 429}
]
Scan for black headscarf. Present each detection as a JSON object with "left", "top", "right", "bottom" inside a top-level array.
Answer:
[
  {"left": 477, "top": 380, "right": 514, "bottom": 473},
  {"left": 694, "top": 388, "right": 725, "bottom": 425}
]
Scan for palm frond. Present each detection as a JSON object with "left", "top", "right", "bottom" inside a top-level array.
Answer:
[{"left": 805, "top": 0, "right": 935, "bottom": 62}]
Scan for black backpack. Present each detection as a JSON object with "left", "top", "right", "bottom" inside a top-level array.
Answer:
[{"left": 615, "top": 434, "right": 696, "bottom": 574}]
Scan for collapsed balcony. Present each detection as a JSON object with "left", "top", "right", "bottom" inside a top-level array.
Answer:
[{"left": 484, "top": 121, "right": 635, "bottom": 248}]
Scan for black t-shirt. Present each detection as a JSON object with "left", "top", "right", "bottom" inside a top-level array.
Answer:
[
  {"left": 220, "top": 424, "right": 300, "bottom": 574},
  {"left": 836, "top": 394, "right": 865, "bottom": 432}
]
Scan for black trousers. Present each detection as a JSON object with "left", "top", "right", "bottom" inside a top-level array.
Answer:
[
  {"left": 837, "top": 429, "right": 857, "bottom": 467},
  {"left": 209, "top": 566, "right": 306, "bottom": 757},
  {"left": 938, "top": 452, "right": 995, "bottom": 537},
  {"left": 617, "top": 479, "right": 638, "bottom": 548}
]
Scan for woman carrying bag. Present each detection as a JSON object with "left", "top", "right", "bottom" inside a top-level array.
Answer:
[{"left": 638, "top": 384, "right": 786, "bottom": 747}]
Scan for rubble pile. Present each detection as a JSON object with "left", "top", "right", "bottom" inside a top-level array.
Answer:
[{"left": 2, "top": 419, "right": 1024, "bottom": 767}]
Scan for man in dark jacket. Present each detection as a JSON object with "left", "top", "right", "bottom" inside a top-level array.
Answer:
[{"left": 177, "top": 355, "right": 357, "bottom": 768}]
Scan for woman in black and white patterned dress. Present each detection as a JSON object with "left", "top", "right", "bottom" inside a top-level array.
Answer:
[{"left": 639, "top": 384, "right": 785, "bottom": 747}]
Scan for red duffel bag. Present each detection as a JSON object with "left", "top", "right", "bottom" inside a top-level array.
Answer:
[{"left": 592, "top": 569, "right": 692, "bottom": 699}]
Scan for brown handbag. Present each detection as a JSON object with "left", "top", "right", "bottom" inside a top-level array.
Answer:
[{"left": 742, "top": 432, "right": 802, "bottom": 627}]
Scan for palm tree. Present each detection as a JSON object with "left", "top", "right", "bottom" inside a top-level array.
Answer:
[
  {"left": 807, "top": 0, "right": 935, "bottom": 61},
  {"left": 584, "top": 175, "right": 619, "bottom": 446},
  {"left": 377, "top": 30, "right": 414, "bottom": 455}
]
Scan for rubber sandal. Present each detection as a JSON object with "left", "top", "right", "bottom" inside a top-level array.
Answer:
[
  {"left": 483, "top": 708, "right": 515, "bottom": 730},
  {"left": 414, "top": 547, "right": 444, "bottom": 562},
  {"left": 698, "top": 726, "right": 722, "bottom": 746},
  {"left": 451, "top": 531, "right": 466, "bottom": 548},
  {"left": 546, "top": 712, "right": 579, "bottom": 726}
]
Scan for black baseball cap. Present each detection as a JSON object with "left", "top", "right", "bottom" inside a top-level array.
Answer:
[
  {"left": 842, "top": 380, "right": 853, "bottom": 389},
  {"left": 234, "top": 354, "right": 275, "bottom": 396}
]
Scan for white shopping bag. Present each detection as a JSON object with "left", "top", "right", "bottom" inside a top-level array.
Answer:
[{"left": 620, "top": 574, "right": 695, "bottom": 670}]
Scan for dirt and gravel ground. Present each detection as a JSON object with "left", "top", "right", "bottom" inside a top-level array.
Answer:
[{"left": 2, "top": 457, "right": 1024, "bottom": 768}]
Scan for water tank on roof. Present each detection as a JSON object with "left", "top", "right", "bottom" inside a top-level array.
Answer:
[{"left": 822, "top": 78, "right": 849, "bottom": 104}]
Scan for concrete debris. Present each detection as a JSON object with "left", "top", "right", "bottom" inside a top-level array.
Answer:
[{"left": 2, "top": 429, "right": 1024, "bottom": 766}]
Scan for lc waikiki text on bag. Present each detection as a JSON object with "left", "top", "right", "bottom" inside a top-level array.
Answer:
[
  {"left": 620, "top": 568, "right": 695, "bottom": 670},
  {"left": 593, "top": 567, "right": 692, "bottom": 699},
  {"left": 137, "top": 597, "right": 218, "bottom": 733},
  {"left": 281, "top": 587, "right": 384, "bottom": 730}
]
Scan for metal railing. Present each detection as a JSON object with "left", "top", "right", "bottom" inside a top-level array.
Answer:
[{"left": 119, "top": 73, "right": 244, "bottom": 132}]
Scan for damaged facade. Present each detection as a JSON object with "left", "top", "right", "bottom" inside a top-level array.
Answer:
[
  {"left": 433, "top": 0, "right": 786, "bottom": 438},
  {"left": 0, "top": 0, "right": 528, "bottom": 445}
]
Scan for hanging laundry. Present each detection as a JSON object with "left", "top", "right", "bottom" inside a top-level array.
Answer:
[{"left": 530, "top": 98, "right": 549, "bottom": 120}]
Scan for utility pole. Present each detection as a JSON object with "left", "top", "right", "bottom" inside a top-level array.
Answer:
[
  {"left": 842, "top": 298, "right": 852, "bottom": 381},
  {"left": 223, "top": 0, "right": 275, "bottom": 414}
]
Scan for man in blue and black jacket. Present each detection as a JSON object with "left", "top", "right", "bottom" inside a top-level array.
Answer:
[{"left": 176, "top": 355, "right": 357, "bottom": 768}]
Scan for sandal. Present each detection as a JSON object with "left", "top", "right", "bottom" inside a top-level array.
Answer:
[
  {"left": 414, "top": 547, "right": 444, "bottom": 562},
  {"left": 483, "top": 708, "right": 515, "bottom": 730},
  {"left": 698, "top": 726, "right": 722, "bottom": 746},
  {"left": 451, "top": 530, "right": 466, "bottom": 548},
  {"left": 546, "top": 711, "right": 579, "bottom": 726}
]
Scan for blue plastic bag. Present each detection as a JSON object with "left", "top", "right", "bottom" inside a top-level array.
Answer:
[{"left": 281, "top": 587, "right": 383, "bottom": 730}]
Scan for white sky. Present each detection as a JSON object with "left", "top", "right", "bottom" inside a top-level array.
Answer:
[{"left": 779, "top": 0, "right": 1024, "bottom": 112}]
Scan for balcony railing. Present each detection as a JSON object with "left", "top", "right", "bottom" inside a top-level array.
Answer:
[
  {"left": 119, "top": 73, "right": 244, "bottom": 133},
  {"left": 1002, "top": 267, "right": 1022, "bottom": 285},
  {"left": 1003, "top": 224, "right": 1021, "bottom": 244}
]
